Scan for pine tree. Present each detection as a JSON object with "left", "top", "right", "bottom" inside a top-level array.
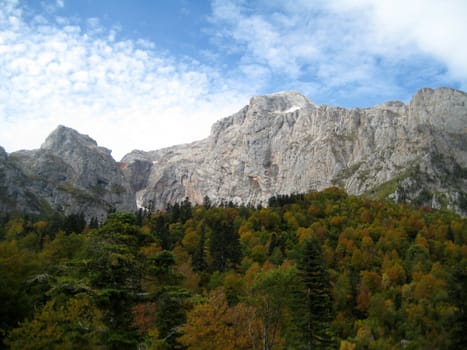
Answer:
[
  {"left": 192, "top": 226, "right": 208, "bottom": 272},
  {"left": 208, "top": 209, "right": 242, "bottom": 272},
  {"left": 150, "top": 213, "right": 169, "bottom": 250},
  {"left": 297, "top": 235, "right": 337, "bottom": 349},
  {"left": 84, "top": 213, "right": 143, "bottom": 349}
]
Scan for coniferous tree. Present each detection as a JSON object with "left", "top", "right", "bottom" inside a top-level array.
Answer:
[
  {"left": 296, "top": 235, "right": 337, "bottom": 349},
  {"left": 192, "top": 226, "right": 207, "bottom": 272},
  {"left": 180, "top": 197, "right": 193, "bottom": 224},
  {"left": 150, "top": 213, "right": 170, "bottom": 250},
  {"left": 448, "top": 263, "right": 467, "bottom": 349},
  {"left": 135, "top": 208, "right": 144, "bottom": 226},
  {"left": 203, "top": 195, "right": 212, "bottom": 209},
  {"left": 84, "top": 213, "right": 143, "bottom": 349},
  {"left": 89, "top": 216, "right": 99, "bottom": 229},
  {"left": 63, "top": 212, "right": 86, "bottom": 234},
  {"left": 208, "top": 209, "right": 242, "bottom": 272}
]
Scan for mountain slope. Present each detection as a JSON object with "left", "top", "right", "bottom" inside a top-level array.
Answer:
[
  {"left": 121, "top": 88, "right": 467, "bottom": 214},
  {"left": 2, "top": 126, "right": 135, "bottom": 219},
  {"left": 0, "top": 87, "right": 465, "bottom": 218}
]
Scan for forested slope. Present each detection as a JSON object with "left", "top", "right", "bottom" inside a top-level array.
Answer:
[{"left": 0, "top": 187, "right": 465, "bottom": 349}]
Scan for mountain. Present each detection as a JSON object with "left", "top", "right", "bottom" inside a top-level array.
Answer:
[
  {"left": 0, "top": 87, "right": 466, "bottom": 219},
  {"left": 121, "top": 87, "right": 467, "bottom": 215},
  {"left": 1, "top": 126, "right": 135, "bottom": 220}
]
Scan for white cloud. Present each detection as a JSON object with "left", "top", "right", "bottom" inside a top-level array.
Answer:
[
  {"left": 0, "top": 1, "right": 253, "bottom": 160},
  {"left": 210, "top": 0, "right": 318, "bottom": 78},
  {"left": 210, "top": 0, "right": 467, "bottom": 104},
  {"left": 1, "top": 0, "right": 465, "bottom": 161},
  {"left": 328, "top": 0, "right": 467, "bottom": 80}
]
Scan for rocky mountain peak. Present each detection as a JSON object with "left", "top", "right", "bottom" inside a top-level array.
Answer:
[
  {"left": 249, "top": 90, "right": 316, "bottom": 114},
  {"left": 42, "top": 125, "right": 95, "bottom": 149},
  {"left": 408, "top": 87, "right": 467, "bottom": 135},
  {"left": 41, "top": 125, "right": 112, "bottom": 157},
  {"left": 0, "top": 87, "right": 465, "bottom": 218},
  {"left": 1, "top": 126, "right": 136, "bottom": 220},
  {"left": 122, "top": 87, "right": 467, "bottom": 215}
]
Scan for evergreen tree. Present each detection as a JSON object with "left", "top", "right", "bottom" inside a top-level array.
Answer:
[
  {"left": 135, "top": 208, "right": 144, "bottom": 226},
  {"left": 89, "top": 216, "right": 99, "bottom": 229},
  {"left": 192, "top": 225, "right": 208, "bottom": 272},
  {"left": 208, "top": 209, "right": 242, "bottom": 272},
  {"left": 155, "top": 287, "right": 191, "bottom": 348},
  {"left": 84, "top": 213, "right": 143, "bottom": 349},
  {"left": 150, "top": 213, "right": 170, "bottom": 250},
  {"left": 296, "top": 235, "right": 337, "bottom": 349},
  {"left": 448, "top": 263, "right": 467, "bottom": 349},
  {"left": 203, "top": 195, "right": 212, "bottom": 209},
  {"left": 63, "top": 212, "right": 86, "bottom": 234},
  {"left": 180, "top": 197, "right": 193, "bottom": 224}
]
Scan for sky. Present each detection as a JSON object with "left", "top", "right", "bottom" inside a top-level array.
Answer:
[{"left": 1, "top": 0, "right": 466, "bottom": 160}]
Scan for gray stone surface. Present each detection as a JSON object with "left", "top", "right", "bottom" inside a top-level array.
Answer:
[
  {"left": 122, "top": 88, "right": 467, "bottom": 214},
  {"left": 3, "top": 126, "right": 136, "bottom": 219},
  {"left": 1, "top": 87, "right": 465, "bottom": 218}
]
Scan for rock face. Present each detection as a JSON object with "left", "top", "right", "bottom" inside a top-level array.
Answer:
[
  {"left": 0, "top": 146, "right": 39, "bottom": 214},
  {"left": 1, "top": 87, "right": 466, "bottom": 218},
  {"left": 122, "top": 88, "right": 467, "bottom": 215},
  {"left": 2, "top": 126, "right": 135, "bottom": 220}
]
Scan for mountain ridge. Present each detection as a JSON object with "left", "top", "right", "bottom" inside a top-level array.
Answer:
[
  {"left": 0, "top": 87, "right": 466, "bottom": 219},
  {"left": 122, "top": 87, "right": 466, "bottom": 214}
]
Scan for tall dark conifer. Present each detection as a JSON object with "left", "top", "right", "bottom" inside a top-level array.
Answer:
[
  {"left": 85, "top": 213, "right": 143, "bottom": 349},
  {"left": 192, "top": 224, "right": 207, "bottom": 272},
  {"left": 297, "top": 235, "right": 337, "bottom": 349},
  {"left": 208, "top": 208, "right": 242, "bottom": 272}
]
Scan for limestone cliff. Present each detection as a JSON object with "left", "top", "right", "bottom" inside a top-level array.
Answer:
[
  {"left": 3, "top": 126, "right": 136, "bottom": 220},
  {"left": 122, "top": 88, "right": 467, "bottom": 215},
  {"left": 1, "top": 87, "right": 465, "bottom": 218}
]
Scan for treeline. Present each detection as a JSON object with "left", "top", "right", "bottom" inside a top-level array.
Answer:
[{"left": 0, "top": 187, "right": 465, "bottom": 349}]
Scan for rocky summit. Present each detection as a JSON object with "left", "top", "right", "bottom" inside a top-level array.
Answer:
[
  {"left": 1, "top": 87, "right": 466, "bottom": 219},
  {"left": 1, "top": 126, "right": 135, "bottom": 220},
  {"left": 122, "top": 88, "right": 466, "bottom": 215}
]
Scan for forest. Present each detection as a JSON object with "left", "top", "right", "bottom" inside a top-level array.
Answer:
[{"left": 0, "top": 187, "right": 465, "bottom": 349}]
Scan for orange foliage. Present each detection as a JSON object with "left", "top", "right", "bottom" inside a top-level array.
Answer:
[
  {"left": 179, "top": 290, "right": 257, "bottom": 350},
  {"left": 132, "top": 303, "right": 157, "bottom": 333}
]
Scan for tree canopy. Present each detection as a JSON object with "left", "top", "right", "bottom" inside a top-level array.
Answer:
[{"left": 0, "top": 187, "right": 466, "bottom": 349}]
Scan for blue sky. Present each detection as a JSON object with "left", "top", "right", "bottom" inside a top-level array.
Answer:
[{"left": 1, "top": 0, "right": 466, "bottom": 159}]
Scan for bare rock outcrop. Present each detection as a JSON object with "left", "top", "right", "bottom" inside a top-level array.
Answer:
[
  {"left": 1, "top": 87, "right": 465, "bottom": 218},
  {"left": 5, "top": 126, "right": 136, "bottom": 220},
  {"left": 122, "top": 88, "right": 467, "bottom": 214}
]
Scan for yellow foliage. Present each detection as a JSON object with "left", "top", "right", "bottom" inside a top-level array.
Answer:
[
  {"left": 6, "top": 295, "right": 105, "bottom": 349},
  {"left": 284, "top": 211, "right": 299, "bottom": 230},
  {"left": 140, "top": 224, "right": 151, "bottom": 235},
  {"left": 251, "top": 244, "right": 267, "bottom": 263},
  {"left": 140, "top": 243, "right": 162, "bottom": 257},
  {"left": 181, "top": 227, "right": 201, "bottom": 253},
  {"left": 415, "top": 233, "right": 429, "bottom": 249},
  {"left": 356, "top": 323, "right": 373, "bottom": 342},
  {"left": 179, "top": 289, "right": 257, "bottom": 350},
  {"left": 33, "top": 220, "right": 48, "bottom": 231},
  {"left": 340, "top": 340, "right": 356, "bottom": 350},
  {"left": 5, "top": 218, "right": 24, "bottom": 240},
  {"left": 297, "top": 227, "right": 312, "bottom": 243}
]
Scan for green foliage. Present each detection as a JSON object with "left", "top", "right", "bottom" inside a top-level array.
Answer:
[
  {"left": 0, "top": 189, "right": 465, "bottom": 349},
  {"left": 295, "top": 235, "right": 337, "bottom": 349},
  {"left": 63, "top": 212, "right": 86, "bottom": 234},
  {"left": 207, "top": 208, "right": 242, "bottom": 272},
  {"left": 5, "top": 294, "right": 106, "bottom": 350},
  {"left": 155, "top": 287, "right": 192, "bottom": 348},
  {"left": 249, "top": 266, "right": 300, "bottom": 350},
  {"left": 83, "top": 213, "right": 143, "bottom": 349}
]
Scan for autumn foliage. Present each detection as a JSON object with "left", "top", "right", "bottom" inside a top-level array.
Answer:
[{"left": 0, "top": 187, "right": 465, "bottom": 349}]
